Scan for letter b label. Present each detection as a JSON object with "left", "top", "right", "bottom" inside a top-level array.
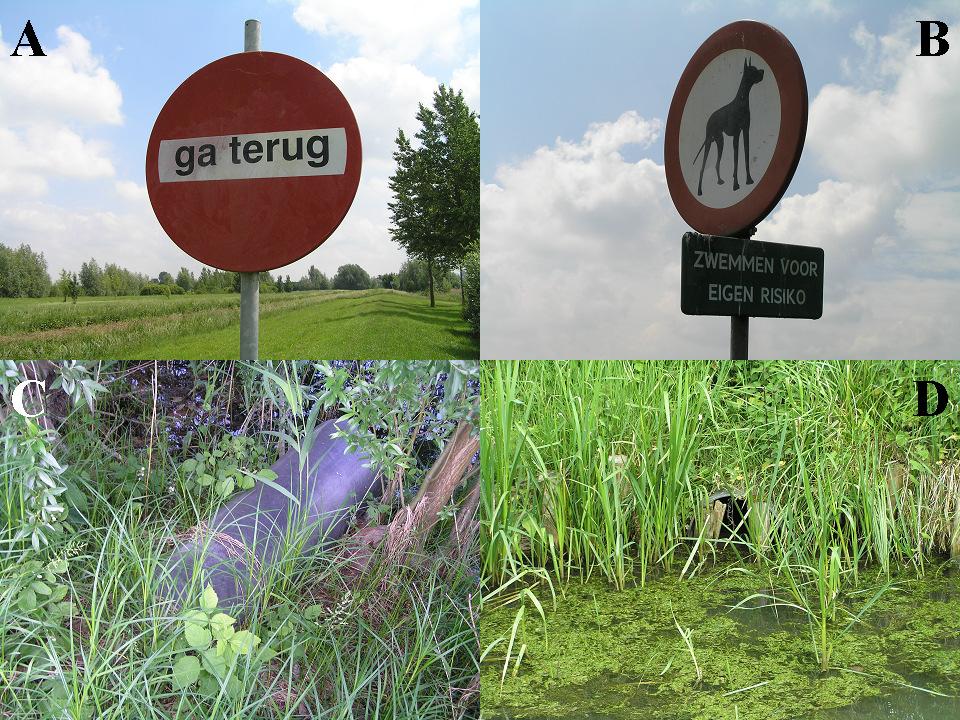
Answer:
[{"left": 917, "top": 20, "right": 949, "bottom": 56}]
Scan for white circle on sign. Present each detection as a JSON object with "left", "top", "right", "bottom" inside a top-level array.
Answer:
[{"left": 678, "top": 49, "right": 780, "bottom": 209}]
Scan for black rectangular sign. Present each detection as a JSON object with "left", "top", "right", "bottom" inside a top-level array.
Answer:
[{"left": 681, "top": 232, "right": 824, "bottom": 319}]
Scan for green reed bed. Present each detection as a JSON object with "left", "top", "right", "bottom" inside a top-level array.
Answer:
[{"left": 481, "top": 361, "right": 960, "bottom": 684}]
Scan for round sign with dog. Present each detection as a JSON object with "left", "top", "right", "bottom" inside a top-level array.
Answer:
[{"left": 665, "top": 21, "right": 807, "bottom": 237}]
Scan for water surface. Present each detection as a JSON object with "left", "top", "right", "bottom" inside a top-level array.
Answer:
[{"left": 481, "top": 564, "right": 960, "bottom": 720}]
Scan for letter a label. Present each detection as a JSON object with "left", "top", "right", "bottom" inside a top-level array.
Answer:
[{"left": 11, "top": 20, "right": 46, "bottom": 57}]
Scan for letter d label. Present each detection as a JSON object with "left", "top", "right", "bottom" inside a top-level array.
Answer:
[{"left": 915, "top": 379, "right": 948, "bottom": 417}]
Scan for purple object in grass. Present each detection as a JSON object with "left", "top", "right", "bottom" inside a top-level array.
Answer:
[{"left": 157, "top": 417, "right": 381, "bottom": 614}]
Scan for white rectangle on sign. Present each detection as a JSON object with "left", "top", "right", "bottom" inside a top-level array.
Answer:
[{"left": 158, "top": 128, "right": 347, "bottom": 182}]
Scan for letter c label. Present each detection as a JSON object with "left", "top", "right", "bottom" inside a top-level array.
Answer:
[{"left": 12, "top": 379, "right": 45, "bottom": 418}]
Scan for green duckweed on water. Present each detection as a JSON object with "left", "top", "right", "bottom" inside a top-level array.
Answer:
[{"left": 480, "top": 563, "right": 960, "bottom": 720}]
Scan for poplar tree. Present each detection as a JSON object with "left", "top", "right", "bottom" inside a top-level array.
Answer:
[{"left": 389, "top": 86, "right": 479, "bottom": 308}]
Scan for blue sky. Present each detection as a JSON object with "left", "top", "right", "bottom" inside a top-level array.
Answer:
[
  {"left": 0, "top": 0, "right": 479, "bottom": 280},
  {"left": 481, "top": 0, "right": 960, "bottom": 358}
]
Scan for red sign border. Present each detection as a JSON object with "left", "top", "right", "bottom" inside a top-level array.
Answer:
[
  {"left": 145, "top": 51, "right": 362, "bottom": 273},
  {"left": 665, "top": 20, "right": 808, "bottom": 237}
]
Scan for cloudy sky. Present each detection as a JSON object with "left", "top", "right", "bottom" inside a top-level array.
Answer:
[
  {"left": 0, "top": 0, "right": 478, "bottom": 281},
  {"left": 481, "top": 0, "right": 959, "bottom": 358}
]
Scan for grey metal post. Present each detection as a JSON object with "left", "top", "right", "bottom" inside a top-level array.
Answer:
[
  {"left": 244, "top": 18, "right": 260, "bottom": 53},
  {"left": 240, "top": 273, "right": 259, "bottom": 360},
  {"left": 239, "top": 19, "right": 261, "bottom": 360}
]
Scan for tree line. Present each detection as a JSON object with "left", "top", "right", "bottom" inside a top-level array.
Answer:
[
  {"left": 0, "top": 243, "right": 460, "bottom": 303},
  {"left": 0, "top": 244, "right": 52, "bottom": 298}
]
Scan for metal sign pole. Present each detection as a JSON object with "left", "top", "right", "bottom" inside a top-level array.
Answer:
[
  {"left": 729, "top": 226, "right": 754, "bottom": 360},
  {"left": 239, "top": 19, "right": 261, "bottom": 361},
  {"left": 730, "top": 315, "right": 748, "bottom": 359}
]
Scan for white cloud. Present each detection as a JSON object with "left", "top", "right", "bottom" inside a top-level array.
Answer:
[
  {"left": 292, "top": 0, "right": 478, "bottom": 63},
  {"left": 481, "top": 104, "right": 960, "bottom": 358},
  {"left": 285, "top": 2, "right": 478, "bottom": 280},
  {"left": 1, "top": 201, "right": 174, "bottom": 278},
  {"left": 809, "top": 13, "right": 960, "bottom": 185},
  {"left": 0, "top": 26, "right": 122, "bottom": 126},
  {"left": 0, "top": 125, "right": 114, "bottom": 195},
  {"left": 451, "top": 53, "right": 479, "bottom": 109},
  {"left": 0, "top": 26, "right": 120, "bottom": 195},
  {"left": 686, "top": 0, "right": 841, "bottom": 19},
  {"left": 308, "top": 56, "right": 440, "bottom": 279},
  {"left": 682, "top": 0, "right": 714, "bottom": 15},
  {"left": 777, "top": 0, "right": 841, "bottom": 18},
  {"left": 574, "top": 111, "right": 660, "bottom": 158},
  {"left": 324, "top": 56, "right": 439, "bottom": 158},
  {"left": 760, "top": 179, "right": 896, "bottom": 294},
  {"left": 114, "top": 180, "right": 148, "bottom": 203},
  {"left": 481, "top": 112, "right": 700, "bottom": 359},
  {"left": 894, "top": 191, "right": 960, "bottom": 274}
]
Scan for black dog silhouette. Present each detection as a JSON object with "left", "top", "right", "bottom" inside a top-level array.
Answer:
[{"left": 692, "top": 57, "right": 764, "bottom": 196}]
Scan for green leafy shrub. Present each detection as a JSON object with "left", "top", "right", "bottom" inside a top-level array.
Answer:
[
  {"left": 318, "top": 360, "right": 478, "bottom": 493},
  {"left": 178, "top": 434, "right": 275, "bottom": 499},
  {"left": 140, "top": 283, "right": 185, "bottom": 296},
  {"left": 7, "top": 556, "right": 72, "bottom": 620},
  {"left": 260, "top": 590, "right": 356, "bottom": 664},
  {"left": 169, "top": 585, "right": 272, "bottom": 697},
  {"left": 0, "top": 552, "right": 75, "bottom": 683},
  {"left": 260, "top": 600, "right": 310, "bottom": 664},
  {"left": 0, "top": 362, "right": 101, "bottom": 557},
  {"left": 1, "top": 417, "right": 71, "bottom": 554}
]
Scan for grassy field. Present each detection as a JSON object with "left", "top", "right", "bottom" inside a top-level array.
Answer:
[{"left": 0, "top": 289, "right": 477, "bottom": 358}]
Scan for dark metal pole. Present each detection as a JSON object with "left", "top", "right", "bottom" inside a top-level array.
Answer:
[
  {"left": 729, "top": 226, "right": 755, "bottom": 360},
  {"left": 730, "top": 315, "right": 748, "bottom": 359}
]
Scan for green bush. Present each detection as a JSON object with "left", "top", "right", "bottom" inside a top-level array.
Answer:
[
  {"left": 178, "top": 434, "right": 272, "bottom": 499},
  {"left": 140, "top": 283, "right": 184, "bottom": 296},
  {"left": 169, "top": 585, "right": 270, "bottom": 697}
]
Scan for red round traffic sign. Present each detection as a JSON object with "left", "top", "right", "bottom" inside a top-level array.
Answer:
[
  {"left": 146, "top": 51, "right": 362, "bottom": 272},
  {"left": 665, "top": 21, "right": 807, "bottom": 236}
]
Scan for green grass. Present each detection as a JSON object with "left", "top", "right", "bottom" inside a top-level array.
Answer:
[
  {"left": 481, "top": 360, "right": 960, "bottom": 676},
  {"left": 0, "top": 290, "right": 478, "bottom": 359},
  {"left": 0, "top": 500, "right": 477, "bottom": 719}
]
